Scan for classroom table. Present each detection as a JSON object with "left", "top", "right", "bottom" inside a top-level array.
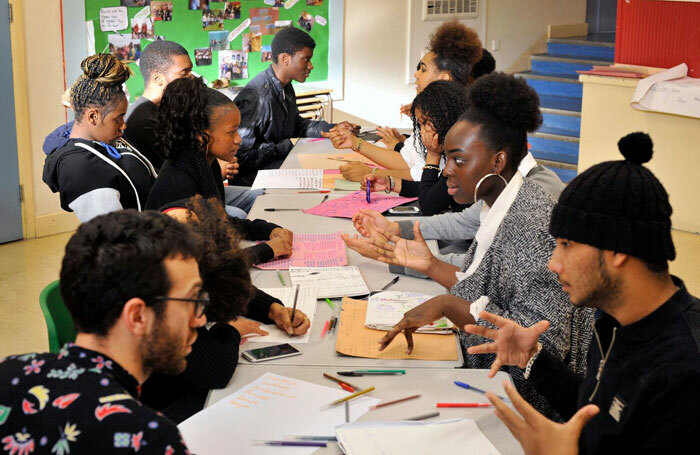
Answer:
[
  {"left": 205, "top": 365, "right": 522, "bottom": 455},
  {"left": 244, "top": 138, "right": 463, "bottom": 368},
  {"left": 196, "top": 138, "right": 521, "bottom": 453}
]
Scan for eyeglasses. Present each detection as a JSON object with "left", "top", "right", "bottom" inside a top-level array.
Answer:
[{"left": 151, "top": 290, "right": 210, "bottom": 318}]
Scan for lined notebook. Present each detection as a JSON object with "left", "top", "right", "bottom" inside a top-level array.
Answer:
[{"left": 365, "top": 291, "right": 454, "bottom": 334}]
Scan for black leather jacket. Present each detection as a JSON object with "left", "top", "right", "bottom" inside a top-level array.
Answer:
[{"left": 233, "top": 66, "right": 333, "bottom": 185}]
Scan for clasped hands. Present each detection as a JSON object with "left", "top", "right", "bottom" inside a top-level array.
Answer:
[{"left": 266, "top": 227, "right": 294, "bottom": 258}]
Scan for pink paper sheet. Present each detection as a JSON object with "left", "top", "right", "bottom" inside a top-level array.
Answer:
[
  {"left": 303, "top": 191, "right": 418, "bottom": 219},
  {"left": 255, "top": 232, "right": 348, "bottom": 270}
]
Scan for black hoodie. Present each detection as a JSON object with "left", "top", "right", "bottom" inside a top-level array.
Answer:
[{"left": 43, "top": 123, "right": 157, "bottom": 222}]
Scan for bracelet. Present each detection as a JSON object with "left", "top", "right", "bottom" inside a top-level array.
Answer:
[
  {"left": 523, "top": 342, "right": 543, "bottom": 379},
  {"left": 354, "top": 137, "right": 364, "bottom": 152},
  {"left": 372, "top": 167, "right": 379, "bottom": 176},
  {"left": 423, "top": 164, "right": 440, "bottom": 171},
  {"left": 385, "top": 176, "right": 395, "bottom": 194}
]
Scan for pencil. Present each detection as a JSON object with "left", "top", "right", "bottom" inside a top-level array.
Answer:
[
  {"left": 324, "top": 298, "right": 335, "bottom": 310},
  {"left": 369, "top": 394, "right": 421, "bottom": 410},
  {"left": 321, "top": 386, "right": 375, "bottom": 409},
  {"left": 436, "top": 403, "right": 492, "bottom": 408},
  {"left": 320, "top": 320, "right": 330, "bottom": 339},
  {"left": 322, "top": 373, "right": 359, "bottom": 391},
  {"left": 405, "top": 411, "right": 440, "bottom": 421},
  {"left": 290, "top": 284, "right": 299, "bottom": 323}
]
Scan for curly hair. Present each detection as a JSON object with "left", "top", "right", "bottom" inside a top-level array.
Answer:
[
  {"left": 155, "top": 77, "right": 236, "bottom": 200},
  {"left": 70, "top": 54, "right": 132, "bottom": 120},
  {"left": 410, "top": 80, "right": 469, "bottom": 159},
  {"left": 460, "top": 72, "right": 542, "bottom": 171},
  {"left": 60, "top": 210, "right": 202, "bottom": 336},
  {"left": 182, "top": 195, "right": 252, "bottom": 323},
  {"left": 472, "top": 49, "right": 496, "bottom": 79},
  {"left": 429, "top": 21, "right": 482, "bottom": 87}
]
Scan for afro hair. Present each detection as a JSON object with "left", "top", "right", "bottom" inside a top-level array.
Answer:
[
  {"left": 460, "top": 72, "right": 542, "bottom": 170},
  {"left": 428, "top": 20, "right": 482, "bottom": 87}
]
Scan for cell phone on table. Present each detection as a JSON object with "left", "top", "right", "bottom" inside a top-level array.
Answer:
[
  {"left": 241, "top": 343, "right": 301, "bottom": 363},
  {"left": 387, "top": 206, "right": 420, "bottom": 215}
]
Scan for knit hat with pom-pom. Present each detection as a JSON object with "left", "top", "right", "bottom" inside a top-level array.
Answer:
[{"left": 549, "top": 132, "right": 675, "bottom": 262}]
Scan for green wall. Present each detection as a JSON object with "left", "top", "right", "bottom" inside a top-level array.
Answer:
[{"left": 84, "top": 0, "right": 329, "bottom": 100}]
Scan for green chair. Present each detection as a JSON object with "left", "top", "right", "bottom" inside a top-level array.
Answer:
[{"left": 39, "top": 280, "right": 77, "bottom": 353}]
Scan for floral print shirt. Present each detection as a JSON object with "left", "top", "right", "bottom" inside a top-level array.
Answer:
[{"left": 0, "top": 344, "right": 190, "bottom": 454}]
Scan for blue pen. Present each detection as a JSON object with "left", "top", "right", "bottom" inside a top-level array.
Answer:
[
  {"left": 366, "top": 183, "right": 371, "bottom": 204},
  {"left": 454, "top": 381, "right": 511, "bottom": 403}
]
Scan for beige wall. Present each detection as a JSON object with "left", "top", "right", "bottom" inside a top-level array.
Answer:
[
  {"left": 579, "top": 75, "right": 700, "bottom": 233},
  {"left": 486, "top": 0, "right": 586, "bottom": 73},
  {"left": 17, "top": 0, "right": 584, "bottom": 237},
  {"left": 15, "top": 0, "right": 79, "bottom": 237},
  {"left": 335, "top": 0, "right": 586, "bottom": 125}
]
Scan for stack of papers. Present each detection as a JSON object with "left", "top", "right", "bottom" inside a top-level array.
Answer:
[
  {"left": 289, "top": 266, "right": 369, "bottom": 299},
  {"left": 335, "top": 419, "right": 501, "bottom": 455},
  {"left": 178, "top": 373, "right": 380, "bottom": 455},
  {"left": 255, "top": 232, "right": 347, "bottom": 270},
  {"left": 365, "top": 291, "right": 454, "bottom": 334},
  {"left": 249, "top": 285, "right": 318, "bottom": 344},
  {"left": 251, "top": 169, "right": 323, "bottom": 189}
]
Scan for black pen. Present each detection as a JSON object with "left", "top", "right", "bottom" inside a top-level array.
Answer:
[
  {"left": 264, "top": 208, "right": 302, "bottom": 211},
  {"left": 290, "top": 284, "right": 299, "bottom": 323},
  {"left": 321, "top": 194, "right": 329, "bottom": 203}
]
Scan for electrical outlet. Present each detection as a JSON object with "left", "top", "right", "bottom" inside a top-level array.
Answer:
[{"left": 491, "top": 39, "right": 501, "bottom": 51}]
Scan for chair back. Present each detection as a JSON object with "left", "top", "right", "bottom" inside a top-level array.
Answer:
[{"left": 39, "top": 280, "right": 77, "bottom": 353}]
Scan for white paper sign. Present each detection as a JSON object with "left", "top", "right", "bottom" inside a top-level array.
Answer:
[
  {"left": 228, "top": 18, "right": 251, "bottom": 42},
  {"left": 285, "top": 0, "right": 300, "bottom": 9},
  {"left": 99, "top": 7, "right": 128, "bottom": 32},
  {"left": 263, "top": 0, "right": 276, "bottom": 4},
  {"left": 134, "top": 6, "right": 151, "bottom": 21},
  {"left": 85, "top": 20, "right": 96, "bottom": 55},
  {"left": 315, "top": 15, "right": 327, "bottom": 26}
]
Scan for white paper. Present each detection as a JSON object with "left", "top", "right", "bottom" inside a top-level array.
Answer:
[
  {"left": 249, "top": 285, "right": 318, "bottom": 344},
  {"left": 289, "top": 266, "right": 369, "bottom": 299},
  {"left": 285, "top": 0, "right": 300, "bottom": 9},
  {"left": 99, "top": 7, "right": 128, "bottom": 32},
  {"left": 365, "top": 291, "right": 453, "bottom": 333},
  {"left": 134, "top": 6, "right": 151, "bottom": 21},
  {"left": 336, "top": 419, "right": 501, "bottom": 455},
  {"left": 630, "top": 63, "right": 700, "bottom": 118},
  {"left": 251, "top": 169, "right": 324, "bottom": 190},
  {"left": 315, "top": 15, "right": 327, "bottom": 26},
  {"left": 85, "top": 21, "right": 96, "bottom": 55},
  {"left": 228, "top": 18, "right": 251, "bottom": 42},
  {"left": 179, "top": 373, "right": 379, "bottom": 455}
]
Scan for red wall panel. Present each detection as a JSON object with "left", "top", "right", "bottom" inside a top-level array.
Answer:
[{"left": 616, "top": 0, "right": 700, "bottom": 77}]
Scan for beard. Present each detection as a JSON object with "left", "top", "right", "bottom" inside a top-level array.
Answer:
[
  {"left": 141, "top": 318, "right": 190, "bottom": 376},
  {"left": 577, "top": 251, "right": 622, "bottom": 313}
]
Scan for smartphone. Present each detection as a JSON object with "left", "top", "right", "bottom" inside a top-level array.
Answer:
[
  {"left": 241, "top": 343, "right": 301, "bottom": 363},
  {"left": 387, "top": 206, "right": 420, "bottom": 215}
]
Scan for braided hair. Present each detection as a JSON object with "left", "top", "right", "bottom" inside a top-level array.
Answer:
[
  {"left": 155, "top": 77, "right": 236, "bottom": 201},
  {"left": 410, "top": 80, "right": 469, "bottom": 159},
  {"left": 70, "top": 54, "right": 132, "bottom": 120},
  {"left": 460, "top": 72, "right": 542, "bottom": 171},
  {"left": 428, "top": 21, "right": 482, "bottom": 87}
]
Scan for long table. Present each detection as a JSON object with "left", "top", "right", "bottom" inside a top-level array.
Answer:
[
  {"left": 198, "top": 138, "right": 521, "bottom": 453},
  {"left": 206, "top": 366, "right": 522, "bottom": 455}
]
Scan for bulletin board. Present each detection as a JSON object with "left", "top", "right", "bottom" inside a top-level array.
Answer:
[{"left": 84, "top": 0, "right": 330, "bottom": 100}]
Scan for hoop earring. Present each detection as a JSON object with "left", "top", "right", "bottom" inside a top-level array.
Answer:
[{"left": 473, "top": 173, "right": 508, "bottom": 204}]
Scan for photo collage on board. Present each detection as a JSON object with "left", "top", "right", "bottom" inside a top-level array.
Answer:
[{"left": 104, "top": 0, "right": 326, "bottom": 91}]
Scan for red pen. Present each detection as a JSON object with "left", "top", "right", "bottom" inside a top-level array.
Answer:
[
  {"left": 320, "top": 320, "right": 330, "bottom": 339},
  {"left": 297, "top": 190, "right": 331, "bottom": 193},
  {"left": 436, "top": 403, "right": 493, "bottom": 408},
  {"left": 339, "top": 382, "right": 355, "bottom": 393}
]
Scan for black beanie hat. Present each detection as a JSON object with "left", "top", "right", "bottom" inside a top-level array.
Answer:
[{"left": 549, "top": 132, "right": 675, "bottom": 262}]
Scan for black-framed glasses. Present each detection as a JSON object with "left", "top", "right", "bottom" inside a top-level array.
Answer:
[{"left": 151, "top": 291, "right": 210, "bottom": 318}]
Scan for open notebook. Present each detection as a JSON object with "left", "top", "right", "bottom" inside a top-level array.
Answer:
[{"left": 366, "top": 291, "right": 454, "bottom": 334}]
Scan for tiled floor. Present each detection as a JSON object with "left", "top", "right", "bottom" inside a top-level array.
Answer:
[{"left": 1, "top": 229, "right": 698, "bottom": 358}]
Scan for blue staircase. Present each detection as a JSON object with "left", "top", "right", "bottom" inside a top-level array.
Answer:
[{"left": 516, "top": 33, "right": 615, "bottom": 183}]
